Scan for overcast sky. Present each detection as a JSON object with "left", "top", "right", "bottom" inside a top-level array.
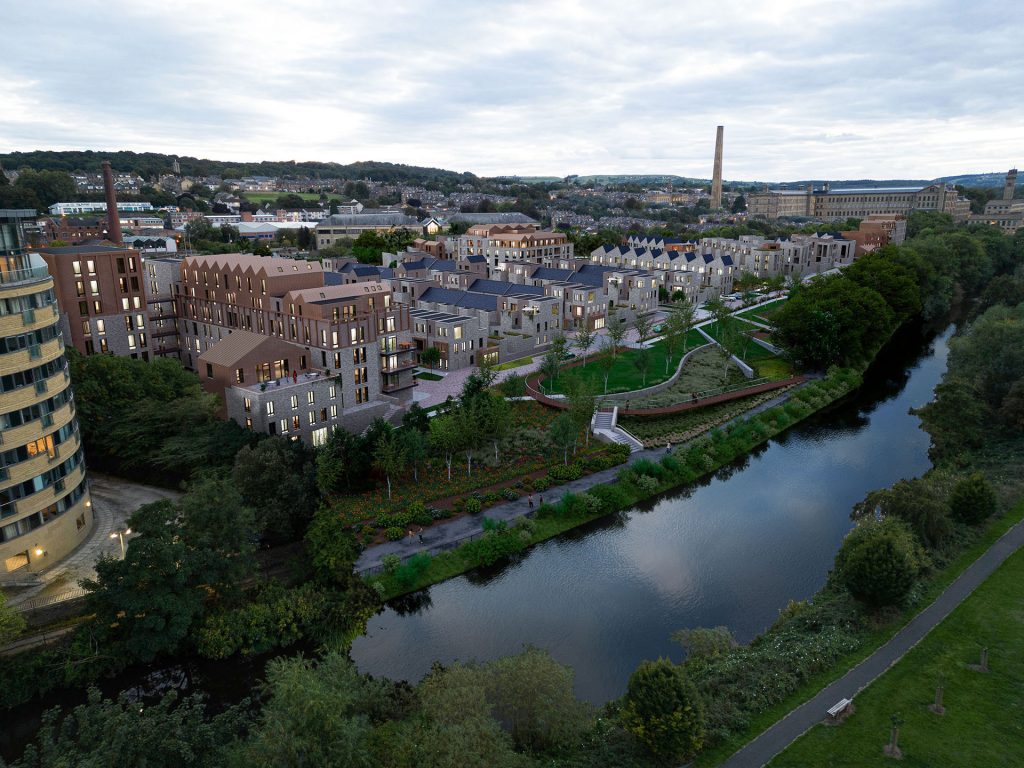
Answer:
[{"left": 3, "top": 0, "right": 1021, "bottom": 181}]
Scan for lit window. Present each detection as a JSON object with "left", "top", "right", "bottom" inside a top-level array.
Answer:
[{"left": 266, "top": 401, "right": 275, "bottom": 416}]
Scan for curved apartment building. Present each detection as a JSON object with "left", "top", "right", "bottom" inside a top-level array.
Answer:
[{"left": 0, "top": 210, "right": 91, "bottom": 581}]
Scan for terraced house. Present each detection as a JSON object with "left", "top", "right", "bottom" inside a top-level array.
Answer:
[{"left": 0, "top": 210, "right": 91, "bottom": 581}]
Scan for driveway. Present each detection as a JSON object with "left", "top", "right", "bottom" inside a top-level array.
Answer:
[{"left": 4, "top": 473, "right": 180, "bottom": 608}]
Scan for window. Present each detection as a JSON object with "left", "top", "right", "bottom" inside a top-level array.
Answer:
[
  {"left": 330, "top": 405, "right": 337, "bottom": 419},
  {"left": 307, "top": 391, "right": 315, "bottom": 404},
  {"left": 243, "top": 398, "right": 252, "bottom": 412},
  {"left": 82, "top": 320, "right": 91, "bottom": 336},
  {"left": 290, "top": 395, "right": 298, "bottom": 410},
  {"left": 291, "top": 416, "right": 300, "bottom": 431},
  {"left": 78, "top": 301, "right": 88, "bottom": 316},
  {"left": 279, "top": 418, "right": 288, "bottom": 434},
  {"left": 329, "top": 385, "right": 336, "bottom": 399},
  {"left": 206, "top": 363, "right": 213, "bottom": 378},
  {"left": 95, "top": 319, "right": 105, "bottom": 334},
  {"left": 265, "top": 401, "right": 274, "bottom": 416},
  {"left": 235, "top": 368, "right": 245, "bottom": 383},
  {"left": 308, "top": 410, "right": 316, "bottom": 426}
]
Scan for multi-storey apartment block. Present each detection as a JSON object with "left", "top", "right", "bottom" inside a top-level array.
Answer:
[
  {"left": 178, "top": 255, "right": 415, "bottom": 442},
  {"left": 0, "top": 210, "right": 92, "bottom": 581},
  {"left": 39, "top": 244, "right": 153, "bottom": 360},
  {"left": 455, "top": 224, "right": 573, "bottom": 268}
]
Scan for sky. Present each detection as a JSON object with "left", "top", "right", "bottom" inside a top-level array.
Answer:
[{"left": 2, "top": 0, "right": 1021, "bottom": 181}]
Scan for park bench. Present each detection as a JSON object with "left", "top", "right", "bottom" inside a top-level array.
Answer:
[{"left": 827, "top": 698, "right": 852, "bottom": 720}]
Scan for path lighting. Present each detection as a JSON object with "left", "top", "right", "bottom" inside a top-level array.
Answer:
[{"left": 110, "top": 527, "right": 132, "bottom": 559}]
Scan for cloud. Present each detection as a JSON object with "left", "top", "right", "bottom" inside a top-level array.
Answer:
[{"left": 1, "top": 0, "right": 1021, "bottom": 179}]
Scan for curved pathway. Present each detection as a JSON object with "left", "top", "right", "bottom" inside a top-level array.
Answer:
[{"left": 719, "top": 516, "right": 1024, "bottom": 768}]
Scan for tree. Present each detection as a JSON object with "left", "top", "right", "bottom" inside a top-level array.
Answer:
[
  {"left": 498, "top": 372, "right": 526, "bottom": 400},
  {"left": 597, "top": 337, "right": 617, "bottom": 394},
  {"left": 574, "top": 325, "right": 596, "bottom": 366},
  {"left": 420, "top": 346, "right": 441, "bottom": 370},
  {"left": 632, "top": 345, "right": 652, "bottom": 386},
  {"left": 835, "top": 518, "right": 923, "bottom": 609},
  {"left": 663, "top": 299, "right": 696, "bottom": 374},
  {"left": 671, "top": 626, "right": 737, "bottom": 661},
  {"left": 12, "top": 687, "right": 245, "bottom": 768},
  {"left": 949, "top": 473, "right": 997, "bottom": 525},
  {"left": 731, "top": 193, "right": 747, "bottom": 213},
  {"left": 485, "top": 646, "right": 592, "bottom": 753},
  {"left": 480, "top": 395, "right": 512, "bottom": 463},
  {"left": 620, "top": 658, "right": 706, "bottom": 763},
  {"left": 401, "top": 401, "right": 430, "bottom": 433},
  {"left": 773, "top": 275, "right": 894, "bottom": 369},
  {"left": 856, "top": 478, "right": 953, "bottom": 547},
  {"left": 317, "top": 428, "right": 373, "bottom": 496},
  {"left": 13, "top": 169, "right": 75, "bottom": 209},
  {"left": 429, "top": 415, "right": 461, "bottom": 481},
  {"left": 400, "top": 427, "right": 429, "bottom": 483},
  {"left": 606, "top": 312, "right": 628, "bottom": 356},
  {"left": 83, "top": 501, "right": 207, "bottom": 663},
  {"left": 456, "top": 400, "right": 484, "bottom": 476},
  {"left": 632, "top": 313, "right": 653, "bottom": 349},
  {"left": 235, "top": 653, "right": 388, "bottom": 768},
  {"left": 0, "top": 590, "right": 25, "bottom": 646},
  {"left": 540, "top": 348, "right": 562, "bottom": 393},
  {"left": 566, "top": 377, "right": 598, "bottom": 448},
  {"left": 549, "top": 412, "right": 578, "bottom": 465},
  {"left": 231, "top": 437, "right": 318, "bottom": 543},
  {"left": 374, "top": 432, "right": 407, "bottom": 500}
]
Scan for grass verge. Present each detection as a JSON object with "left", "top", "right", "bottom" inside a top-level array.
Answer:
[
  {"left": 767, "top": 524, "right": 1024, "bottom": 767},
  {"left": 696, "top": 497, "right": 1024, "bottom": 766}
]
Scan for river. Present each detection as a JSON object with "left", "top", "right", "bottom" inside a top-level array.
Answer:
[{"left": 350, "top": 320, "right": 954, "bottom": 703}]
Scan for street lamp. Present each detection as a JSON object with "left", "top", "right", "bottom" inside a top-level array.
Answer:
[{"left": 110, "top": 527, "right": 132, "bottom": 559}]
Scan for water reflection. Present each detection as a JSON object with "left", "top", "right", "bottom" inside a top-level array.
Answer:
[{"left": 352, "top": 322, "right": 955, "bottom": 703}]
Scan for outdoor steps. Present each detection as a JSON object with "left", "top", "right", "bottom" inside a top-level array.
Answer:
[{"left": 592, "top": 409, "right": 643, "bottom": 452}]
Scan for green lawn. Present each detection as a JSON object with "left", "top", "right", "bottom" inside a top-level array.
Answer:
[
  {"left": 631, "top": 346, "right": 746, "bottom": 408},
  {"left": 703, "top": 318, "right": 780, "bottom": 363},
  {"left": 540, "top": 329, "right": 706, "bottom": 395},
  {"left": 735, "top": 298, "right": 788, "bottom": 325},
  {"left": 769, "top": 546, "right": 1024, "bottom": 768},
  {"left": 414, "top": 371, "right": 444, "bottom": 381},
  {"left": 243, "top": 191, "right": 325, "bottom": 203},
  {"left": 494, "top": 356, "right": 533, "bottom": 371}
]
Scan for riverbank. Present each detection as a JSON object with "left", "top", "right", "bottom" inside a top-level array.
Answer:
[
  {"left": 702, "top": 496, "right": 1024, "bottom": 767},
  {"left": 765, "top": 509, "right": 1024, "bottom": 767},
  {"left": 368, "top": 367, "right": 863, "bottom": 600}
]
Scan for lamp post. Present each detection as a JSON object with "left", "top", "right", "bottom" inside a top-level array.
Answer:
[{"left": 110, "top": 527, "right": 132, "bottom": 559}]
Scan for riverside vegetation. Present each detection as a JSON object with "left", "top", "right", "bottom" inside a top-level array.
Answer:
[{"left": 2, "top": 213, "right": 1023, "bottom": 768}]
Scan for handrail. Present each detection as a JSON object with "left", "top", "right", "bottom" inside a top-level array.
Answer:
[{"left": 0, "top": 266, "right": 51, "bottom": 286}]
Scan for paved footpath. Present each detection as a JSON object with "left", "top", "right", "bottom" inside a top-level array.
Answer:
[{"left": 719, "top": 516, "right": 1024, "bottom": 768}]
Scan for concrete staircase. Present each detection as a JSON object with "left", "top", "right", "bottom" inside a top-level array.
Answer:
[{"left": 592, "top": 408, "right": 644, "bottom": 452}]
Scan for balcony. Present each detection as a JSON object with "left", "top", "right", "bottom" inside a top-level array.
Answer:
[{"left": 0, "top": 265, "right": 50, "bottom": 287}]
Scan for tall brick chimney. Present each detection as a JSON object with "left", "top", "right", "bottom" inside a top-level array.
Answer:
[
  {"left": 711, "top": 125, "right": 724, "bottom": 209},
  {"left": 101, "top": 160, "right": 123, "bottom": 245}
]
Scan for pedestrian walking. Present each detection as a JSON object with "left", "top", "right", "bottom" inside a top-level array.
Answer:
[
  {"left": 417, "top": 533, "right": 424, "bottom": 544},
  {"left": 539, "top": 495, "right": 544, "bottom": 507},
  {"left": 528, "top": 493, "right": 534, "bottom": 510},
  {"left": 665, "top": 440, "right": 672, "bottom": 454},
  {"left": 691, "top": 392, "right": 698, "bottom": 405}
]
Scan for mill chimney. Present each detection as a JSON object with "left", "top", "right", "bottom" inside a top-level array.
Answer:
[
  {"left": 711, "top": 126, "right": 724, "bottom": 209},
  {"left": 101, "top": 161, "right": 123, "bottom": 245}
]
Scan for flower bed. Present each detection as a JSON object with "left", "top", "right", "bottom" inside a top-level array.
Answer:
[
  {"left": 630, "top": 346, "right": 747, "bottom": 409},
  {"left": 330, "top": 401, "right": 630, "bottom": 543},
  {"left": 620, "top": 388, "right": 793, "bottom": 447}
]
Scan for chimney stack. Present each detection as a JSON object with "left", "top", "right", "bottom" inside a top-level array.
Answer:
[
  {"left": 711, "top": 126, "right": 724, "bottom": 209},
  {"left": 101, "top": 160, "right": 123, "bottom": 245},
  {"left": 1004, "top": 168, "right": 1017, "bottom": 201}
]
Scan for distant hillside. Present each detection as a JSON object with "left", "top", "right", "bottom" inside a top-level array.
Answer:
[
  {"left": 0, "top": 150, "right": 479, "bottom": 187},
  {"left": 934, "top": 171, "right": 1015, "bottom": 188}
]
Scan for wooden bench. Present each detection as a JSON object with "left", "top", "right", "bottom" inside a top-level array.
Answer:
[{"left": 827, "top": 698, "right": 852, "bottom": 720}]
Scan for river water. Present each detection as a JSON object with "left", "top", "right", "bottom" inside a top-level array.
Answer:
[{"left": 350, "top": 320, "right": 954, "bottom": 703}]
